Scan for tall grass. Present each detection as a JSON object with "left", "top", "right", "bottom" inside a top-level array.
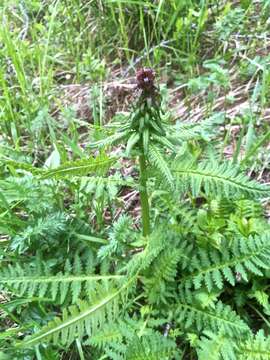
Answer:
[{"left": 0, "top": 0, "right": 269, "bottom": 165}]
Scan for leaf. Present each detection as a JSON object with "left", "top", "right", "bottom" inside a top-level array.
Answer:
[
  {"left": 173, "top": 160, "right": 270, "bottom": 199},
  {"left": 176, "top": 298, "right": 250, "bottom": 336},
  {"left": 148, "top": 144, "right": 174, "bottom": 190},
  {"left": 44, "top": 145, "right": 61, "bottom": 169},
  {"left": 39, "top": 154, "right": 114, "bottom": 179},
  {"left": 20, "top": 295, "right": 118, "bottom": 347},
  {"left": 0, "top": 260, "right": 123, "bottom": 304},
  {"left": 181, "top": 233, "right": 270, "bottom": 292},
  {"left": 126, "top": 132, "right": 140, "bottom": 156},
  {"left": 17, "top": 282, "right": 129, "bottom": 348},
  {"left": 3, "top": 154, "right": 115, "bottom": 180}
]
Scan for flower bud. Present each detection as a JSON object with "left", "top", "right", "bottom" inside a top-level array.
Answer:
[{"left": 136, "top": 68, "right": 155, "bottom": 91}]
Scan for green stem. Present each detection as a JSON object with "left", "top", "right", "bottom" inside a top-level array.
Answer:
[{"left": 139, "top": 151, "right": 151, "bottom": 237}]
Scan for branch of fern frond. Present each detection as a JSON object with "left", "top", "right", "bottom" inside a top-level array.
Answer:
[{"left": 171, "top": 168, "right": 270, "bottom": 194}]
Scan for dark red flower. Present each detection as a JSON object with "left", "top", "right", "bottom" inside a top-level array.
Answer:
[{"left": 136, "top": 68, "right": 155, "bottom": 91}]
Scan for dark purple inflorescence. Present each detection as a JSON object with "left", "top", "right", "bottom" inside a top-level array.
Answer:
[{"left": 136, "top": 68, "right": 155, "bottom": 91}]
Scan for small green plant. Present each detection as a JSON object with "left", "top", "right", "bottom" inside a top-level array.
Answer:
[
  {"left": 90, "top": 68, "right": 176, "bottom": 237},
  {"left": 1, "top": 67, "right": 270, "bottom": 359},
  {"left": 0, "top": 1, "right": 270, "bottom": 358}
]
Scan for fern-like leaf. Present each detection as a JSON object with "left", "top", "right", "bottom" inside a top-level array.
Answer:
[
  {"left": 239, "top": 330, "right": 270, "bottom": 359},
  {"left": 181, "top": 233, "right": 270, "bottom": 292},
  {"left": 86, "top": 322, "right": 123, "bottom": 349},
  {"left": 3, "top": 154, "right": 114, "bottom": 179},
  {"left": 197, "top": 330, "right": 270, "bottom": 360},
  {"left": 17, "top": 282, "right": 128, "bottom": 348},
  {"left": 175, "top": 297, "right": 250, "bottom": 336},
  {"left": 11, "top": 212, "right": 67, "bottom": 252},
  {"left": 173, "top": 160, "right": 270, "bottom": 199},
  {"left": 0, "top": 258, "right": 123, "bottom": 304},
  {"left": 40, "top": 154, "right": 114, "bottom": 179},
  {"left": 148, "top": 144, "right": 174, "bottom": 190},
  {"left": 197, "top": 331, "right": 237, "bottom": 360},
  {"left": 89, "top": 131, "right": 130, "bottom": 149},
  {"left": 125, "top": 334, "right": 177, "bottom": 360},
  {"left": 4, "top": 159, "right": 43, "bottom": 175},
  {"left": 121, "top": 226, "right": 169, "bottom": 275},
  {"left": 171, "top": 112, "right": 225, "bottom": 141},
  {"left": 143, "top": 248, "right": 182, "bottom": 304}
]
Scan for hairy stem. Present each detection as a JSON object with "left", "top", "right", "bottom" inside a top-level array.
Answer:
[{"left": 139, "top": 151, "right": 151, "bottom": 237}]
